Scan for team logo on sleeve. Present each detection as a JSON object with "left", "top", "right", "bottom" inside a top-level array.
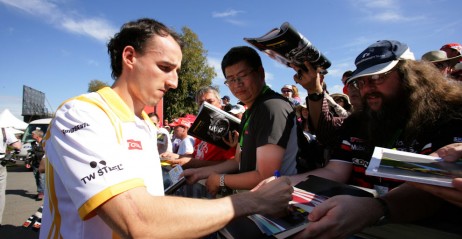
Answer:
[
  {"left": 90, "top": 160, "right": 106, "bottom": 168},
  {"left": 62, "top": 122, "right": 90, "bottom": 135},
  {"left": 80, "top": 160, "right": 124, "bottom": 184},
  {"left": 127, "top": 139, "right": 142, "bottom": 150}
]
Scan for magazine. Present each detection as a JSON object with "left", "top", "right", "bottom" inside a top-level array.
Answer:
[
  {"left": 188, "top": 102, "right": 241, "bottom": 149},
  {"left": 244, "top": 22, "right": 331, "bottom": 72},
  {"left": 164, "top": 165, "right": 186, "bottom": 195},
  {"left": 366, "top": 147, "right": 462, "bottom": 188}
]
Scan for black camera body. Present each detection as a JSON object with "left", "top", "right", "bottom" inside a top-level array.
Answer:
[
  {"left": 290, "top": 37, "right": 331, "bottom": 70},
  {"left": 0, "top": 153, "right": 17, "bottom": 166}
]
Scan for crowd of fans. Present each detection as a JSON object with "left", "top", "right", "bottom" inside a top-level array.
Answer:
[{"left": 3, "top": 17, "right": 461, "bottom": 239}]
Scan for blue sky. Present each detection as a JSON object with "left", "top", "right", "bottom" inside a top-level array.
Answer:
[{"left": 0, "top": 0, "right": 461, "bottom": 120}]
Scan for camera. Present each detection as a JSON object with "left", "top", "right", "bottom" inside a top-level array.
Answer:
[
  {"left": 289, "top": 36, "right": 331, "bottom": 71},
  {"left": 0, "top": 158, "right": 16, "bottom": 166},
  {"left": 0, "top": 153, "right": 17, "bottom": 166}
]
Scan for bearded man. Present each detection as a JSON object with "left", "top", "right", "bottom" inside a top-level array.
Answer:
[{"left": 290, "top": 40, "right": 462, "bottom": 238}]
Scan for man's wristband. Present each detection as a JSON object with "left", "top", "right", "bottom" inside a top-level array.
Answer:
[
  {"left": 308, "top": 92, "right": 324, "bottom": 101},
  {"left": 219, "top": 174, "right": 225, "bottom": 187},
  {"left": 373, "top": 197, "right": 390, "bottom": 226}
]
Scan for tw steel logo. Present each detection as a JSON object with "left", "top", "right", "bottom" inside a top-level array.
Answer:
[
  {"left": 80, "top": 160, "right": 124, "bottom": 184},
  {"left": 127, "top": 139, "right": 142, "bottom": 150}
]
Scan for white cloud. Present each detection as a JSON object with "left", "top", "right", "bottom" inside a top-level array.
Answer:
[
  {"left": 350, "top": 0, "right": 423, "bottom": 23},
  {"left": 0, "top": 0, "right": 117, "bottom": 42},
  {"left": 212, "top": 9, "right": 243, "bottom": 18},
  {"left": 360, "top": 0, "right": 395, "bottom": 9},
  {"left": 61, "top": 17, "right": 115, "bottom": 42},
  {"left": 0, "top": 0, "right": 58, "bottom": 16},
  {"left": 224, "top": 19, "right": 247, "bottom": 27},
  {"left": 212, "top": 9, "right": 247, "bottom": 26}
]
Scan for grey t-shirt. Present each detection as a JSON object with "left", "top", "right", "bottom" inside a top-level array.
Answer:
[{"left": 239, "top": 88, "right": 298, "bottom": 176}]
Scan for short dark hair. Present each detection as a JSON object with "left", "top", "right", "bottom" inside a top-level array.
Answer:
[
  {"left": 107, "top": 18, "right": 183, "bottom": 80},
  {"left": 147, "top": 112, "right": 159, "bottom": 119},
  {"left": 221, "top": 46, "right": 262, "bottom": 78}
]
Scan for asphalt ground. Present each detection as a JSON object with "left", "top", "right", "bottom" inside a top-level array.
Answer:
[{"left": 0, "top": 161, "right": 42, "bottom": 239}]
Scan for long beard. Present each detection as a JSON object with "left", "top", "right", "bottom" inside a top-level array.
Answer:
[{"left": 363, "top": 91, "right": 408, "bottom": 147}]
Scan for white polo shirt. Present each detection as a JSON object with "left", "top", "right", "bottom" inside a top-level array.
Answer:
[
  {"left": 40, "top": 87, "right": 164, "bottom": 239},
  {"left": 0, "top": 127, "right": 19, "bottom": 158}
]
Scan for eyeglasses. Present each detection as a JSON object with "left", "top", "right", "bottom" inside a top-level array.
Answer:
[
  {"left": 349, "top": 69, "right": 395, "bottom": 90},
  {"left": 224, "top": 69, "right": 255, "bottom": 86},
  {"left": 281, "top": 90, "right": 292, "bottom": 93}
]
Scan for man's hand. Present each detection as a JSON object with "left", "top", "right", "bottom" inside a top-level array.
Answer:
[
  {"left": 294, "top": 195, "right": 382, "bottom": 239},
  {"left": 160, "top": 152, "right": 179, "bottom": 161},
  {"left": 430, "top": 143, "right": 462, "bottom": 162},
  {"left": 205, "top": 173, "right": 221, "bottom": 196},
  {"left": 223, "top": 130, "right": 239, "bottom": 148},
  {"left": 166, "top": 157, "right": 191, "bottom": 166},
  {"left": 291, "top": 61, "right": 324, "bottom": 93},
  {"left": 408, "top": 143, "right": 462, "bottom": 207},
  {"left": 248, "top": 176, "right": 293, "bottom": 216},
  {"left": 182, "top": 168, "right": 214, "bottom": 185}
]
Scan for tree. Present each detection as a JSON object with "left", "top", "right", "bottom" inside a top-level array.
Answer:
[
  {"left": 88, "top": 79, "right": 110, "bottom": 92},
  {"left": 163, "top": 27, "right": 217, "bottom": 120}
]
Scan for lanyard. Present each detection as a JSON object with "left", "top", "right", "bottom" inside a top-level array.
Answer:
[
  {"left": 387, "top": 129, "right": 402, "bottom": 149},
  {"left": 239, "top": 85, "right": 270, "bottom": 147}
]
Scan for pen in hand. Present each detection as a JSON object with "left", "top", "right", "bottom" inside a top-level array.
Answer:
[{"left": 274, "top": 170, "right": 281, "bottom": 178}]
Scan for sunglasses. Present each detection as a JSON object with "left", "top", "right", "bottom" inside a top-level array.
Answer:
[{"left": 282, "top": 90, "right": 292, "bottom": 93}]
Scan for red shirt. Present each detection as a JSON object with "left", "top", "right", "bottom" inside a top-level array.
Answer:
[{"left": 192, "top": 139, "right": 235, "bottom": 161}]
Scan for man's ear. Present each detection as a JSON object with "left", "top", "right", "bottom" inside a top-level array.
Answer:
[{"left": 122, "top": 46, "right": 136, "bottom": 70}]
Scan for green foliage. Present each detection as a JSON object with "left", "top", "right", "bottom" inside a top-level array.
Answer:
[
  {"left": 88, "top": 79, "right": 110, "bottom": 92},
  {"left": 163, "top": 26, "right": 217, "bottom": 120}
]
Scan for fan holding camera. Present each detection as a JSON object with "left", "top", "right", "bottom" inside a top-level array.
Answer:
[
  {"left": 29, "top": 129, "right": 45, "bottom": 201},
  {"left": 0, "top": 127, "right": 22, "bottom": 227}
]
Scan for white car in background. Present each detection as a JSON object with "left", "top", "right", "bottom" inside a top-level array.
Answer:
[{"left": 18, "top": 118, "right": 52, "bottom": 168}]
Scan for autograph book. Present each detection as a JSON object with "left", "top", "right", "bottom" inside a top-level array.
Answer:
[
  {"left": 188, "top": 102, "right": 241, "bottom": 149},
  {"left": 366, "top": 147, "right": 462, "bottom": 188},
  {"left": 219, "top": 175, "right": 373, "bottom": 239},
  {"left": 244, "top": 22, "right": 331, "bottom": 71}
]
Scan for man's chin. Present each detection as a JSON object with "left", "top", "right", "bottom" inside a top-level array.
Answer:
[
  {"left": 366, "top": 101, "right": 382, "bottom": 112},
  {"left": 368, "top": 105, "right": 382, "bottom": 112}
]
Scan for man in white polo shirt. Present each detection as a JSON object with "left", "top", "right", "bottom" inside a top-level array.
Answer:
[
  {"left": 0, "top": 127, "right": 21, "bottom": 227},
  {"left": 40, "top": 18, "right": 293, "bottom": 239}
]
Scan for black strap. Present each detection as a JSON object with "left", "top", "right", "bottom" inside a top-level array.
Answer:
[{"left": 2, "top": 128, "right": 6, "bottom": 144}]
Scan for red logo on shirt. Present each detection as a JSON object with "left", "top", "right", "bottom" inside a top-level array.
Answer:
[{"left": 127, "top": 139, "right": 142, "bottom": 150}]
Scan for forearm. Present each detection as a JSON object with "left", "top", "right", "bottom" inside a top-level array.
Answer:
[
  {"left": 289, "top": 161, "right": 351, "bottom": 185},
  {"left": 224, "top": 170, "right": 266, "bottom": 190},
  {"left": 312, "top": 97, "right": 345, "bottom": 147},
  {"left": 183, "top": 158, "right": 228, "bottom": 169},
  {"left": 98, "top": 188, "right": 240, "bottom": 238},
  {"left": 383, "top": 183, "right": 444, "bottom": 223},
  {"left": 203, "top": 158, "right": 239, "bottom": 174},
  {"left": 99, "top": 187, "right": 255, "bottom": 239},
  {"left": 306, "top": 95, "right": 324, "bottom": 132}
]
